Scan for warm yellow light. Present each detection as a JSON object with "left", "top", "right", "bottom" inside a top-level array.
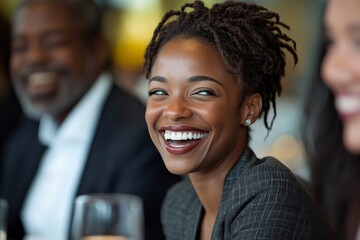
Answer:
[{"left": 112, "top": 1, "right": 162, "bottom": 70}]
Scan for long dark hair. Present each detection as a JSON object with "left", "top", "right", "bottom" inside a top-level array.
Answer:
[{"left": 301, "top": 3, "right": 360, "bottom": 239}]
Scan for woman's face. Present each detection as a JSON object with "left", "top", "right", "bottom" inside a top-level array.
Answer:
[
  {"left": 146, "top": 38, "right": 249, "bottom": 177},
  {"left": 322, "top": 0, "right": 360, "bottom": 154}
]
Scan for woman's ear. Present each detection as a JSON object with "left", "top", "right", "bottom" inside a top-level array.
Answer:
[{"left": 240, "top": 93, "right": 262, "bottom": 127}]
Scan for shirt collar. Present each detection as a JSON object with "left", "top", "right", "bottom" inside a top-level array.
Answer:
[{"left": 38, "top": 72, "right": 112, "bottom": 146}]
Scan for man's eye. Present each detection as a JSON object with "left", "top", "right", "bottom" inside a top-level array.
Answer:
[
  {"left": 12, "top": 41, "right": 27, "bottom": 53},
  {"left": 44, "top": 36, "right": 69, "bottom": 49},
  {"left": 148, "top": 89, "right": 167, "bottom": 96}
]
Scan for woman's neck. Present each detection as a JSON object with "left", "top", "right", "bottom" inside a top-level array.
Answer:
[
  {"left": 189, "top": 137, "right": 247, "bottom": 239},
  {"left": 190, "top": 172, "right": 226, "bottom": 217},
  {"left": 189, "top": 141, "right": 246, "bottom": 217}
]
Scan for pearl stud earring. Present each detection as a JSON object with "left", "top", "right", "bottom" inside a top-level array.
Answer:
[{"left": 245, "top": 119, "right": 252, "bottom": 126}]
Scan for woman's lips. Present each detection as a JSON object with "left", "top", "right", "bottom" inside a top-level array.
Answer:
[
  {"left": 335, "top": 95, "right": 360, "bottom": 120},
  {"left": 160, "top": 129, "right": 208, "bottom": 155}
]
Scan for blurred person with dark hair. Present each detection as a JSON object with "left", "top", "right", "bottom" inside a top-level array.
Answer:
[
  {"left": 302, "top": 0, "right": 360, "bottom": 239},
  {"left": 0, "top": 0, "right": 180, "bottom": 239}
]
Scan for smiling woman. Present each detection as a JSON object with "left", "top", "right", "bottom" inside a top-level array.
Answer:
[
  {"left": 143, "top": 1, "right": 332, "bottom": 239},
  {"left": 302, "top": 0, "right": 360, "bottom": 239},
  {"left": 147, "top": 38, "right": 248, "bottom": 175}
]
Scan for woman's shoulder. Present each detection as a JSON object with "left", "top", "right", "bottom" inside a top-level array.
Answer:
[
  {"left": 225, "top": 150, "right": 322, "bottom": 219},
  {"left": 219, "top": 154, "right": 332, "bottom": 239},
  {"left": 228, "top": 148, "right": 307, "bottom": 196},
  {"left": 234, "top": 154, "right": 311, "bottom": 200},
  {"left": 253, "top": 155, "right": 300, "bottom": 178}
]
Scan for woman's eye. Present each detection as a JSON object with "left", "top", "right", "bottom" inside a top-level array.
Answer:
[
  {"left": 194, "top": 89, "right": 216, "bottom": 96},
  {"left": 353, "top": 38, "right": 360, "bottom": 49},
  {"left": 148, "top": 89, "right": 167, "bottom": 96},
  {"left": 325, "top": 38, "right": 334, "bottom": 47},
  {"left": 324, "top": 36, "right": 336, "bottom": 51}
]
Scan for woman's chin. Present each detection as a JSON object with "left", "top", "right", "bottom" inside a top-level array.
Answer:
[
  {"left": 343, "top": 123, "right": 360, "bottom": 155},
  {"left": 163, "top": 160, "right": 191, "bottom": 176},
  {"left": 344, "top": 139, "right": 360, "bottom": 155}
]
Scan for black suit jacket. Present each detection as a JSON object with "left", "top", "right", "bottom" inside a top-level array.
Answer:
[
  {"left": 0, "top": 95, "right": 22, "bottom": 148},
  {"left": 0, "top": 84, "right": 180, "bottom": 240},
  {"left": 162, "top": 147, "right": 332, "bottom": 240}
]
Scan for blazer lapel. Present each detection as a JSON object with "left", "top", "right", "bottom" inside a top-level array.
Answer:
[
  {"left": 212, "top": 147, "right": 257, "bottom": 239},
  {"left": 75, "top": 86, "right": 117, "bottom": 195},
  {"left": 0, "top": 117, "right": 46, "bottom": 238},
  {"left": 185, "top": 197, "right": 203, "bottom": 240},
  {"left": 2, "top": 117, "right": 45, "bottom": 202}
]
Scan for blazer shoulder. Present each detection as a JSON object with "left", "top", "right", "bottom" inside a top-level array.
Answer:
[
  {"left": 221, "top": 156, "right": 332, "bottom": 239},
  {"left": 230, "top": 156, "right": 312, "bottom": 205}
]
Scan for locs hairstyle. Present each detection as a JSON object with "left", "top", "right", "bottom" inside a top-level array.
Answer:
[
  {"left": 144, "top": 0, "right": 297, "bottom": 131},
  {"left": 15, "top": 0, "right": 103, "bottom": 41}
]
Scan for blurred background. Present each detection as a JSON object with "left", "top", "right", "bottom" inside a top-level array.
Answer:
[{"left": 0, "top": 0, "right": 324, "bottom": 179}]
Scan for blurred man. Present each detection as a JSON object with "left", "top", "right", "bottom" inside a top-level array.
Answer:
[{"left": 0, "top": 0, "right": 180, "bottom": 239}]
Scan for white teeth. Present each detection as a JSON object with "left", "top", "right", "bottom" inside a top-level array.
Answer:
[
  {"left": 164, "top": 130, "right": 207, "bottom": 141},
  {"left": 28, "top": 72, "right": 56, "bottom": 86},
  {"left": 182, "top": 132, "right": 187, "bottom": 140},
  {"left": 335, "top": 95, "right": 360, "bottom": 113},
  {"left": 175, "top": 132, "right": 181, "bottom": 140},
  {"left": 188, "top": 132, "right": 193, "bottom": 140}
]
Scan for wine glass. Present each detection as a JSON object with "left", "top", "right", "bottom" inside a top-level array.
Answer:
[
  {"left": 0, "top": 198, "right": 8, "bottom": 240},
  {"left": 71, "top": 194, "right": 144, "bottom": 240}
]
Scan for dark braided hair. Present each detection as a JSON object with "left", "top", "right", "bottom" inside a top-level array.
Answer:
[{"left": 144, "top": 0, "right": 297, "bottom": 131}]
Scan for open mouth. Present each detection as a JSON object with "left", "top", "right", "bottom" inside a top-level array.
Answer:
[
  {"left": 165, "top": 130, "right": 207, "bottom": 141},
  {"left": 335, "top": 95, "right": 360, "bottom": 120},
  {"left": 161, "top": 130, "right": 208, "bottom": 154},
  {"left": 27, "top": 71, "right": 59, "bottom": 97}
]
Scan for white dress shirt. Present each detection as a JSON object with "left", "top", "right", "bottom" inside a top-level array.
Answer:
[{"left": 21, "top": 73, "right": 112, "bottom": 240}]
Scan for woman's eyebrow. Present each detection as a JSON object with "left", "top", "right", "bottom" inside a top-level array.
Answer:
[
  {"left": 188, "top": 76, "right": 223, "bottom": 86},
  {"left": 149, "top": 76, "right": 167, "bottom": 84}
]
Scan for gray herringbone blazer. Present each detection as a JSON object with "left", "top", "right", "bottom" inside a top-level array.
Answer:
[{"left": 161, "top": 147, "right": 332, "bottom": 240}]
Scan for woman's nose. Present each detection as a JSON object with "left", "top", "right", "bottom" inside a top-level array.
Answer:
[{"left": 163, "top": 97, "right": 193, "bottom": 120}]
